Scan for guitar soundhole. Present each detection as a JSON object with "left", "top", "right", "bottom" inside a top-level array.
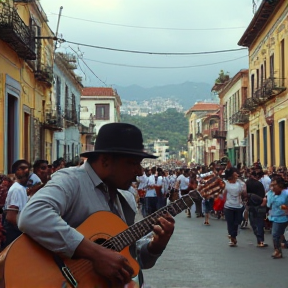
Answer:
[{"left": 94, "top": 238, "right": 116, "bottom": 250}]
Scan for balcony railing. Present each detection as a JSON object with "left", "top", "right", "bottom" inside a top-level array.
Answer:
[
  {"left": 241, "top": 97, "right": 258, "bottom": 112},
  {"left": 263, "top": 77, "right": 286, "bottom": 98},
  {"left": 43, "top": 109, "right": 63, "bottom": 131},
  {"left": 79, "top": 123, "right": 95, "bottom": 135},
  {"left": 211, "top": 130, "right": 227, "bottom": 139},
  {"left": 0, "top": 2, "right": 36, "bottom": 60},
  {"left": 202, "top": 129, "right": 209, "bottom": 138},
  {"left": 35, "top": 63, "right": 53, "bottom": 87},
  {"left": 64, "top": 109, "right": 78, "bottom": 125},
  {"left": 230, "top": 111, "right": 249, "bottom": 125}
]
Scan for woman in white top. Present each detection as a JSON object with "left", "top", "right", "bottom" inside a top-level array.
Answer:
[{"left": 223, "top": 167, "right": 246, "bottom": 247}]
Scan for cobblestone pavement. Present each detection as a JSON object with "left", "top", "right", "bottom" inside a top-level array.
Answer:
[{"left": 138, "top": 206, "right": 288, "bottom": 288}]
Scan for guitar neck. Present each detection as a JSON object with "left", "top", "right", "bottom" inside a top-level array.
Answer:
[{"left": 108, "top": 190, "right": 195, "bottom": 252}]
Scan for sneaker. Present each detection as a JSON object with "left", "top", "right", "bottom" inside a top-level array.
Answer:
[{"left": 257, "top": 242, "right": 268, "bottom": 248}]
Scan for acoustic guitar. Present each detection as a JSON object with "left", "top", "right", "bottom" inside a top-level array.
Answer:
[{"left": 0, "top": 190, "right": 199, "bottom": 288}]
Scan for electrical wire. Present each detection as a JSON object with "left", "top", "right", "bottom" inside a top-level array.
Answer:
[
  {"left": 83, "top": 55, "right": 247, "bottom": 69},
  {"left": 59, "top": 38, "right": 247, "bottom": 55},
  {"left": 49, "top": 13, "right": 246, "bottom": 31},
  {"left": 68, "top": 46, "right": 107, "bottom": 86}
]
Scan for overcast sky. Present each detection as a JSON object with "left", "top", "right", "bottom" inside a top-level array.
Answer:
[{"left": 40, "top": 0, "right": 257, "bottom": 88}]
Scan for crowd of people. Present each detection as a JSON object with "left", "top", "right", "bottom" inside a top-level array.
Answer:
[
  {"left": 135, "top": 160, "right": 288, "bottom": 259},
  {"left": 1, "top": 123, "right": 288, "bottom": 287}
]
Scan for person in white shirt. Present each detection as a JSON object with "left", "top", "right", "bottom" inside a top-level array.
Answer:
[
  {"left": 176, "top": 169, "right": 190, "bottom": 217},
  {"left": 136, "top": 168, "right": 148, "bottom": 217},
  {"left": 259, "top": 169, "right": 272, "bottom": 194},
  {"left": 1, "top": 160, "right": 30, "bottom": 250},
  {"left": 145, "top": 167, "right": 158, "bottom": 216}
]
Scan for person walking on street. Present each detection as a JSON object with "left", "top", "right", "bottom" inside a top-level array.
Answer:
[{"left": 246, "top": 170, "right": 268, "bottom": 247}]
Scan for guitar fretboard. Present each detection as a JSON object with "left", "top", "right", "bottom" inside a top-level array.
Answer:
[{"left": 103, "top": 190, "right": 196, "bottom": 252}]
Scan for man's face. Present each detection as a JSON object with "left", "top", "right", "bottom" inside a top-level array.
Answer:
[
  {"left": 15, "top": 164, "right": 30, "bottom": 181},
  {"left": 106, "top": 155, "right": 144, "bottom": 190},
  {"left": 36, "top": 163, "right": 48, "bottom": 181}
]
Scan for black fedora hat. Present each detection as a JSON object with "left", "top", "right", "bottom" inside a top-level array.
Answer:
[{"left": 80, "top": 123, "right": 157, "bottom": 159}]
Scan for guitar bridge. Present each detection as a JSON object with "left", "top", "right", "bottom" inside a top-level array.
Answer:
[{"left": 62, "top": 267, "right": 78, "bottom": 288}]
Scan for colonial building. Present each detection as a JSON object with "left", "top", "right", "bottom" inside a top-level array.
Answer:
[
  {"left": 48, "top": 53, "right": 83, "bottom": 163},
  {"left": 80, "top": 87, "right": 122, "bottom": 153},
  {"left": 212, "top": 70, "right": 249, "bottom": 167},
  {"left": 186, "top": 102, "right": 220, "bottom": 165},
  {"left": 238, "top": 0, "right": 288, "bottom": 167},
  {"left": 0, "top": 0, "right": 54, "bottom": 173}
]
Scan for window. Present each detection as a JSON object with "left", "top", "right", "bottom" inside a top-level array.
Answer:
[
  {"left": 95, "top": 104, "right": 110, "bottom": 120},
  {"left": 280, "top": 40, "right": 285, "bottom": 86},
  {"left": 270, "top": 54, "right": 274, "bottom": 78},
  {"left": 263, "top": 127, "right": 267, "bottom": 167},
  {"left": 279, "top": 121, "right": 286, "bottom": 166},
  {"left": 251, "top": 74, "right": 255, "bottom": 97}
]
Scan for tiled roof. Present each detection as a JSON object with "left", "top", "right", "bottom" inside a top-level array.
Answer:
[
  {"left": 189, "top": 102, "right": 220, "bottom": 111},
  {"left": 82, "top": 87, "right": 116, "bottom": 96}
]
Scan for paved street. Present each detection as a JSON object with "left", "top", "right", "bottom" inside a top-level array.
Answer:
[{"left": 141, "top": 207, "right": 288, "bottom": 288}]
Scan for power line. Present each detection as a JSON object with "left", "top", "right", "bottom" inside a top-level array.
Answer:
[
  {"left": 68, "top": 46, "right": 107, "bottom": 86},
  {"left": 59, "top": 38, "right": 247, "bottom": 55},
  {"left": 49, "top": 13, "right": 246, "bottom": 31},
  {"left": 83, "top": 55, "right": 248, "bottom": 69}
]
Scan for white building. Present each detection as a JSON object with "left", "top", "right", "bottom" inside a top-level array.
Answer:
[{"left": 80, "top": 87, "right": 122, "bottom": 144}]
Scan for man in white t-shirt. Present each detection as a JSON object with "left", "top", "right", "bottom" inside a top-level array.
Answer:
[
  {"left": 145, "top": 167, "right": 158, "bottom": 216},
  {"left": 1, "top": 160, "right": 30, "bottom": 249}
]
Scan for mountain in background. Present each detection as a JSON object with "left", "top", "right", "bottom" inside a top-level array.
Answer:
[{"left": 113, "top": 81, "right": 215, "bottom": 110}]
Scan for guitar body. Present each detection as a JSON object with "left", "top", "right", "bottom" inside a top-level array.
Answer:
[{"left": 0, "top": 211, "right": 139, "bottom": 288}]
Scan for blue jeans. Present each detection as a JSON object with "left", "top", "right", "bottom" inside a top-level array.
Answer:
[
  {"left": 144, "top": 197, "right": 158, "bottom": 216},
  {"left": 203, "top": 198, "right": 214, "bottom": 214},
  {"left": 224, "top": 208, "right": 242, "bottom": 238},
  {"left": 249, "top": 207, "right": 266, "bottom": 243},
  {"left": 272, "top": 221, "right": 288, "bottom": 250}
]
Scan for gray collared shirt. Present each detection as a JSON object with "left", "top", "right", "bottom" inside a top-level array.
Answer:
[{"left": 18, "top": 161, "right": 160, "bottom": 269}]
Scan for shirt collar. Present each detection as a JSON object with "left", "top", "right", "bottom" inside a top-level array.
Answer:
[{"left": 83, "top": 161, "right": 104, "bottom": 189}]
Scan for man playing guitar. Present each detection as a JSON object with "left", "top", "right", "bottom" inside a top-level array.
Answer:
[{"left": 18, "top": 123, "right": 175, "bottom": 288}]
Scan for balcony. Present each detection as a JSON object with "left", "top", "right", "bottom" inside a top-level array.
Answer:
[
  {"left": 43, "top": 110, "right": 63, "bottom": 131},
  {"left": 187, "top": 133, "right": 193, "bottom": 142},
  {"left": 263, "top": 77, "right": 286, "bottom": 98},
  {"left": 241, "top": 97, "right": 258, "bottom": 112},
  {"left": 64, "top": 109, "right": 78, "bottom": 126},
  {"left": 230, "top": 111, "right": 249, "bottom": 125},
  {"left": 0, "top": 2, "right": 36, "bottom": 60},
  {"left": 211, "top": 130, "right": 227, "bottom": 139},
  {"left": 78, "top": 123, "right": 95, "bottom": 135},
  {"left": 202, "top": 129, "right": 209, "bottom": 138},
  {"left": 35, "top": 63, "right": 53, "bottom": 87},
  {"left": 196, "top": 132, "right": 203, "bottom": 139}
]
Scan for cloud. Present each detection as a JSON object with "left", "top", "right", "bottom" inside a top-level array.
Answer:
[{"left": 41, "top": 0, "right": 253, "bottom": 87}]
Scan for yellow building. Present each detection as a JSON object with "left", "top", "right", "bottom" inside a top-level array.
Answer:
[
  {"left": 0, "top": 0, "right": 54, "bottom": 173},
  {"left": 238, "top": 0, "right": 287, "bottom": 167}
]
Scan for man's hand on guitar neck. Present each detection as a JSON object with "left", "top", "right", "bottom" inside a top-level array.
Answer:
[
  {"left": 73, "top": 238, "right": 134, "bottom": 286},
  {"left": 147, "top": 212, "right": 175, "bottom": 255}
]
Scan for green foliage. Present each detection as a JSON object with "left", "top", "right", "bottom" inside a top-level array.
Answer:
[
  {"left": 121, "top": 108, "right": 188, "bottom": 155},
  {"left": 215, "top": 69, "right": 230, "bottom": 84}
]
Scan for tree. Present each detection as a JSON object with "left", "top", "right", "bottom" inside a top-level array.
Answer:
[{"left": 215, "top": 70, "right": 230, "bottom": 84}]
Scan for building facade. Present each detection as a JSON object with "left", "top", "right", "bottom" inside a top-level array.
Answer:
[
  {"left": 186, "top": 102, "right": 220, "bottom": 165},
  {"left": 80, "top": 87, "right": 122, "bottom": 153},
  {"left": 238, "top": 0, "right": 288, "bottom": 167},
  {"left": 49, "top": 53, "right": 82, "bottom": 163},
  {"left": 0, "top": 0, "right": 54, "bottom": 173},
  {"left": 215, "top": 70, "right": 249, "bottom": 167}
]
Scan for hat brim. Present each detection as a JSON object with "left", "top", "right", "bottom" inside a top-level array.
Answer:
[{"left": 80, "top": 149, "right": 158, "bottom": 159}]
